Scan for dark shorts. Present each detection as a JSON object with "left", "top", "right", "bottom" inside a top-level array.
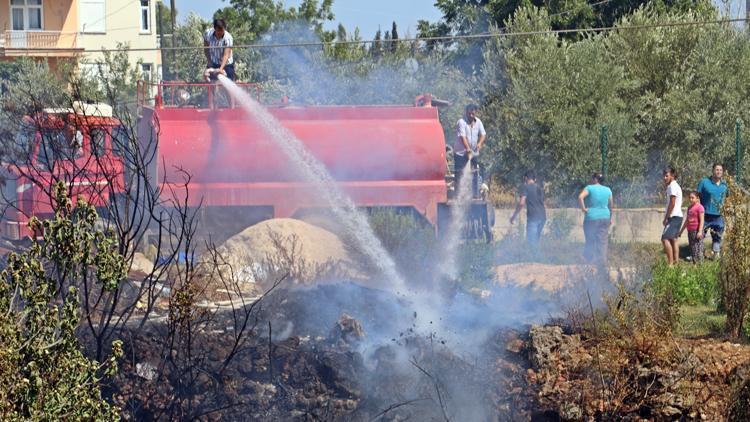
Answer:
[
  {"left": 207, "top": 62, "right": 235, "bottom": 81},
  {"left": 661, "top": 216, "right": 683, "bottom": 240}
]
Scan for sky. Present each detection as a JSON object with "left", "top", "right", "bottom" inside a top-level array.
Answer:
[
  {"left": 176, "top": 0, "right": 746, "bottom": 39},
  {"left": 176, "top": 0, "right": 443, "bottom": 38}
]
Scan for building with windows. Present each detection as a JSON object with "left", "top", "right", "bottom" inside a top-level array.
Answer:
[
  {"left": 0, "top": 0, "right": 160, "bottom": 81},
  {"left": 78, "top": 0, "right": 160, "bottom": 82},
  {"left": 0, "top": 0, "right": 83, "bottom": 68}
]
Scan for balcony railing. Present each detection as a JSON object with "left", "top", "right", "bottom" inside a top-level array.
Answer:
[{"left": 0, "top": 31, "right": 78, "bottom": 50}]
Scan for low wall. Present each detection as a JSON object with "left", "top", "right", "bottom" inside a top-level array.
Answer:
[{"left": 493, "top": 208, "right": 680, "bottom": 244}]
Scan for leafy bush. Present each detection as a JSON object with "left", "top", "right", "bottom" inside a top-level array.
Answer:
[
  {"left": 0, "top": 184, "right": 123, "bottom": 419},
  {"left": 650, "top": 261, "right": 720, "bottom": 306},
  {"left": 719, "top": 178, "right": 750, "bottom": 338}
]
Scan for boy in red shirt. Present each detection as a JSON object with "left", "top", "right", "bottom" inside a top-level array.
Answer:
[{"left": 679, "top": 191, "right": 705, "bottom": 263}]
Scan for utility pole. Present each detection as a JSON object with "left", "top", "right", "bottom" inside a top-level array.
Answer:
[
  {"left": 746, "top": 0, "right": 750, "bottom": 32},
  {"left": 170, "top": 0, "right": 178, "bottom": 78},
  {"left": 157, "top": 2, "right": 168, "bottom": 80}
]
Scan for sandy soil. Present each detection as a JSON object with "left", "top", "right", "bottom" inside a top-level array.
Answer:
[
  {"left": 214, "top": 218, "right": 358, "bottom": 285},
  {"left": 495, "top": 262, "right": 635, "bottom": 293},
  {"left": 494, "top": 263, "right": 601, "bottom": 292}
]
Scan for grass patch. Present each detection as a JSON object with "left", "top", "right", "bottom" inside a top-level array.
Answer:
[
  {"left": 494, "top": 237, "right": 661, "bottom": 267},
  {"left": 677, "top": 305, "right": 726, "bottom": 338},
  {"left": 650, "top": 261, "right": 720, "bottom": 306}
]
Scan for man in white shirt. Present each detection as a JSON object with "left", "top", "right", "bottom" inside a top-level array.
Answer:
[
  {"left": 453, "top": 104, "right": 486, "bottom": 198},
  {"left": 661, "top": 166, "right": 683, "bottom": 266},
  {"left": 203, "top": 19, "right": 235, "bottom": 81}
]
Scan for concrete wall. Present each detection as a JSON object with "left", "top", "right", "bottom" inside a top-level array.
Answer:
[{"left": 494, "top": 208, "right": 683, "bottom": 245}]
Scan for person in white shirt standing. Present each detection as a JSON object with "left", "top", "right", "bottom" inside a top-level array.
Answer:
[
  {"left": 661, "top": 166, "right": 683, "bottom": 266},
  {"left": 203, "top": 19, "right": 235, "bottom": 81},
  {"left": 454, "top": 104, "right": 486, "bottom": 198}
]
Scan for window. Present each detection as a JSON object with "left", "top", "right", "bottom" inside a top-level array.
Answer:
[
  {"left": 140, "top": 0, "right": 151, "bottom": 33},
  {"left": 80, "top": 0, "right": 106, "bottom": 33},
  {"left": 89, "top": 128, "right": 107, "bottom": 157},
  {"left": 12, "top": 122, "right": 35, "bottom": 161},
  {"left": 37, "top": 127, "right": 83, "bottom": 168},
  {"left": 141, "top": 63, "right": 153, "bottom": 82},
  {"left": 111, "top": 126, "right": 129, "bottom": 157},
  {"left": 10, "top": 0, "right": 43, "bottom": 31}
]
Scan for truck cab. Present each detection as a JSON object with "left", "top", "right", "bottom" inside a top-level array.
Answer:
[{"left": 0, "top": 102, "right": 125, "bottom": 240}]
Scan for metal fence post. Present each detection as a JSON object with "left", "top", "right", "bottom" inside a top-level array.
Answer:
[{"left": 600, "top": 124, "right": 608, "bottom": 180}]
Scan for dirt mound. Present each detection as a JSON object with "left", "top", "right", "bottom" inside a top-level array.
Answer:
[
  {"left": 129, "top": 252, "right": 154, "bottom": 275},
  {"left": 493, "top": 263, "right": 634, "bottom": 293},
  {"left": 494, "top": 263, "right": 599, "bottom": 292},
  {"left": 214, "top": 218, "right": 358, "bottom": 285}
]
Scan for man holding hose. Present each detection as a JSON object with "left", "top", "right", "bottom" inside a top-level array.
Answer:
[
  {"left": 454, "top": 104, "right": 486, "bottom": 198},
  {"left": 203, "top": 19, "right": 235, "bottom": 81}
]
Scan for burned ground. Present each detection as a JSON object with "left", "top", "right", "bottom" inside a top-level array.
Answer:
[{"left": 99, "top": 281, "right": 750, "bottom": 421}]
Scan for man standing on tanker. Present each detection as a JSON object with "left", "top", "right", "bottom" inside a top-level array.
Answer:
[
  {"left": 454, "top": 104, "right": 486, "bottom": 198},
  {"left": 203, "top": 19, "right": 235, "bottom": 81}
]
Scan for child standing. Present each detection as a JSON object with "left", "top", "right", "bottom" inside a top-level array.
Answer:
[
  {"left": 661, "top": 167, "right": 683, "bottom": 266},
  {"left": 679, "top": 191, "right": 705, "bottom": 263}
]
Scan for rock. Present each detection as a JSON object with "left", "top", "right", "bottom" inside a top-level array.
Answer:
[
  {"left": 130, "top": 252, "right": 154, "bottom": 274},
  {"left": 135, "top": 361, "right": 157, "bottom": 381},
  {"left": 559, "top": 402, "right": 583, "bottom": 420},
  {"left": 528, "top": 325, "right": 567, "bottom": 370},
  {"left": 330, "top": 314, "right": 365, "bottom": 345},
  {"left": 728, "top": 378, "right": 750, "bottom": 422},
  {"left": 658, "top": 405, "right": 683, "bottom": 418},
  {"left": 729, "top": 361, "right": 750, "bottom": 388}
]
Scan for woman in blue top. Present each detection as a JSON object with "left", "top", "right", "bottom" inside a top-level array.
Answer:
[{"left": 578, "top": 173, "right": 614, "bottom": 266}]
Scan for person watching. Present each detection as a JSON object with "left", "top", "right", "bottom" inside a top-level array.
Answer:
[{"left": 696, "top": 163, "right": 728, "bottom": 259}]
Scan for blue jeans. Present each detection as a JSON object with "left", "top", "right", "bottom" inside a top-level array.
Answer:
[
  {"left": 526, "top": 219, "right": 545, "bottom": 250},
  {"left": 703, "top": 214, "right": 724, "bottom": 253}
]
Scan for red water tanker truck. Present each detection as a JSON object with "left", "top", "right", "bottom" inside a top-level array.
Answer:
[
  {"left": 0, "top": 102, "right": 125, "bottom": 240},
  {"left": 0, "top": 82, "right": 493, "bottom": 242}
]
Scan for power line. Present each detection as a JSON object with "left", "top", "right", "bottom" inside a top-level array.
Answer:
[{"left": 3, "top": 17, "right": 747, "bottom": 55}]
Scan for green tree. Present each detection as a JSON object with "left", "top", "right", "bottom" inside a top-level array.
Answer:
[
  {"left": 371, "top": 27, "right": 384, "bottom": 57},
  {"left": 170, "top": 13, "right": 212, "bottom": 82},
  {"left": 390, "top": 21, "right": 399, "bottom": 53},
  {"left": 606, "top": 7, "right": 750, "bottom": 186},
  {"left": 478, "top": 4, "right": 750, "bottom": 201},
  {"left": 155, "top": 1, "right": 177, "bottom": 79},
  {"left": 419, "top": 0, "right": 714, "bottom": 72},
  {"left": 430, "top": 0, "right": 713, "bottom": 35},
  {"left": 0, "top": 183, "right": 124, "bottom": 419},
  {"left": 481, "top": 6, "right": 641, "bottom": 199}
]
